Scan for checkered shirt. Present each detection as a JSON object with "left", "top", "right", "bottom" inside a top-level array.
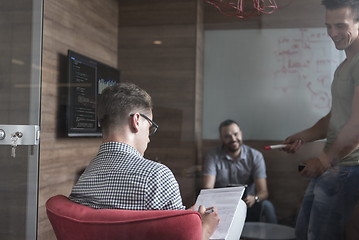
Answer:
[{"left": 69, "top": 142, "right": 185, "bottom": 210}]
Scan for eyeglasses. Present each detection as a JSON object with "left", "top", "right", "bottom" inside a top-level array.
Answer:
[{"left": 130, "top": 113, "right": 159, "bottom": 136}]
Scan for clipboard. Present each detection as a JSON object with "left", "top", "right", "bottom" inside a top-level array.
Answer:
[{"left": 195, "top": 186, "right": 247, "bottom": 240}]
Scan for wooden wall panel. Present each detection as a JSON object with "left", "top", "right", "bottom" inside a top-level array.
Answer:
[
  {"left": 118, "top": 0, "right": 198, "bottom": 26},
  {"left": 38, "top": 0, "right": 119, "bottom": 239},
  {"left": 117, "top": 0, "right": 204, "bottom": 207}
]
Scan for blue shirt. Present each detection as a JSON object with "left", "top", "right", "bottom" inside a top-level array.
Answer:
[
  {"left": 70, "top": 142, "right": 185, "bottom": 210},
  {"left": 202, "top": 144, "right": 267, "bottom": 195}
]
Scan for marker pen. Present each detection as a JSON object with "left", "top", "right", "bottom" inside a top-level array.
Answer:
[{"left": 263, "top": 144, "right": 287, "bottom": 150}]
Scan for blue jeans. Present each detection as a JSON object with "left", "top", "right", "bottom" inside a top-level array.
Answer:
[{"left": 295, "top": 166, "right": 359, "bottom": 240}]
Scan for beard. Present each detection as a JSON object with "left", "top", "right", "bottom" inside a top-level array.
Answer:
[{"left": 225, "top": 140, "right": 242, "bottom": 153}]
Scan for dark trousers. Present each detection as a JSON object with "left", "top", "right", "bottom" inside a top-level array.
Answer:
[{"left": 246, "top": 200, "right": 277, "bottom": 223}]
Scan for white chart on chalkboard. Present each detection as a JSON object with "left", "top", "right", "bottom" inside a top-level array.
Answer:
[{"left": 203, "top": 28, "right": 345, "bottom": 140}]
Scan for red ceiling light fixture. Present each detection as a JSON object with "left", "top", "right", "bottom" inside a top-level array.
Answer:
[{"left": 205, "top": 0, "right": 278, "bottom": 18}]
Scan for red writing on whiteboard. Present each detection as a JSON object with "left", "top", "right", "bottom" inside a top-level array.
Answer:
[{"left": 272, "top": 28, "right": 337, "bottom": 110}]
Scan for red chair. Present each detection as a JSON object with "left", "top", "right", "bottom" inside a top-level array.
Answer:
[{"left": 46, "top": 195, "right": 202, "bottom": 240}]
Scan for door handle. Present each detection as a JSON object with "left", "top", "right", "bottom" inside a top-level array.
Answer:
[{"left": 0, "top": 125, "right": 40, "bottom": 146}]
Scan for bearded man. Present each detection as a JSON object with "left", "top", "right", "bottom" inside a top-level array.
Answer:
[{"left": 202, "top": 119, "right": 277, "bottom": 223}]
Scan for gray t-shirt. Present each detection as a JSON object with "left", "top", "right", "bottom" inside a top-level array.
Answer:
[
  {"left": 202, "top": 144, "right": 267, "bottom": 195},
  {"left": 325, "top": 52, "right": 359, "bottom": 166}
]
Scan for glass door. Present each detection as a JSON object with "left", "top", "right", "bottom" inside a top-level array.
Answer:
[{"left": 0, "top": 0, "right": 43, "bottom": 239}]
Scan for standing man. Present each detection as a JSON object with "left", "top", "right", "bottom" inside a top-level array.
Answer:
[
  {"left": 202, "top": 119, "right": 277, "bottom": 223},
  {"left": 69, "top": 83, "right": 219, "bottom": 240},
  {"left": 282, "top": 0, "right": 359, "bottom": 239}
]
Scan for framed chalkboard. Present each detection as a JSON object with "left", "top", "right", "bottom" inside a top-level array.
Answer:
[{"left": 203, "top": 28, "right": 345, "bottom": 140}]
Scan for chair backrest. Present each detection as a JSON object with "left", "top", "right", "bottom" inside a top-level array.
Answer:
[{"left": 46, "top": 195, "right": 202, "bottom": 240}]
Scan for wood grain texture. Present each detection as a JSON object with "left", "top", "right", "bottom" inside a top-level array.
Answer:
[
  {"left": 117, "top": 0, "right": 204, "bottom": 208},
  {"left": 38, "top": 0, "right": 118, "bottom": 239}
]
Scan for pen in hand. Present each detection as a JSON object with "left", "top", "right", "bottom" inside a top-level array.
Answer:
[{"left": 205, "top": 208, "right": 214, "bottom": 214}]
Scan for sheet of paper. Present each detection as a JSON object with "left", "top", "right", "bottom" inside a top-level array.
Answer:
[{"left": 195, "top": 187, "right": 246, "bottom": 240}]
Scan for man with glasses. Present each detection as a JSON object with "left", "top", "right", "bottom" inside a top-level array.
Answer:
[{"left": 69, "top": 82, "right": 219, "bottom": 240}]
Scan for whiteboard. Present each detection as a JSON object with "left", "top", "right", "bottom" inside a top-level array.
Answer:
[{"left": 203, "top": 28, "right": 345, "bottom": 140}]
